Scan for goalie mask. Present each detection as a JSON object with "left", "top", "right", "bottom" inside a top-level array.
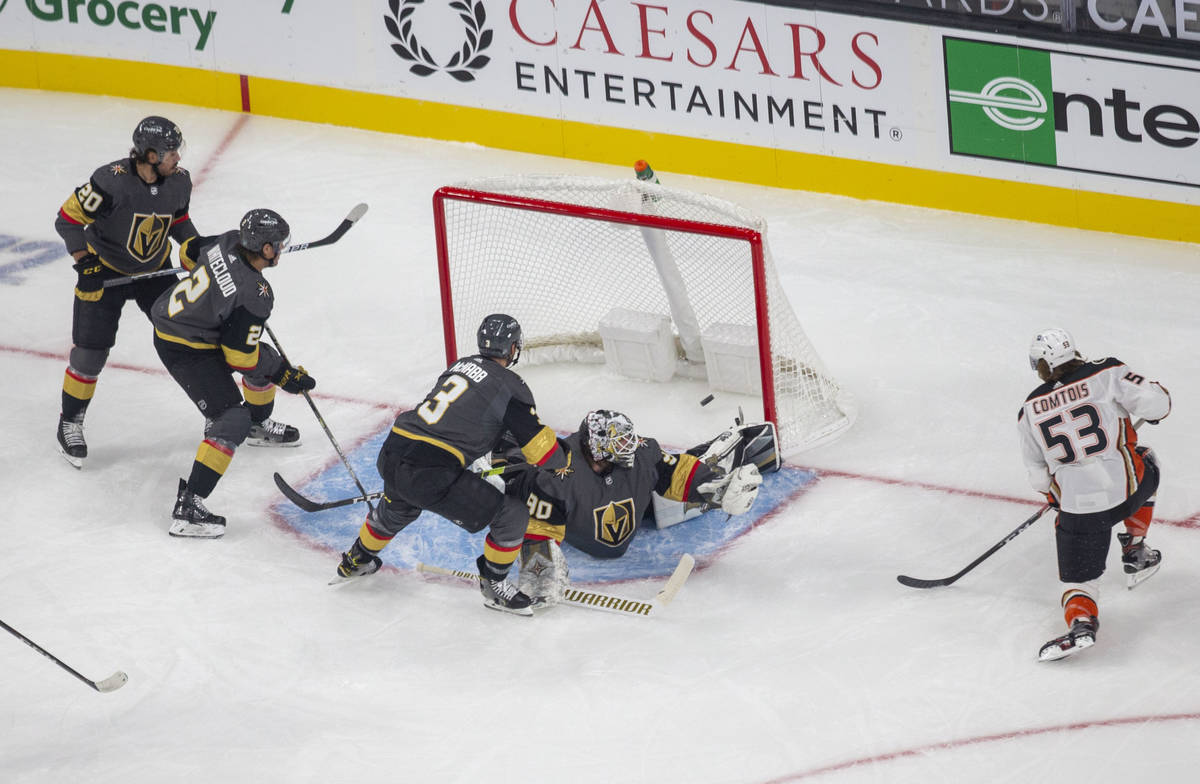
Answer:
[
  {"left": 581, "top": 410, "right": 640, "bottom": 468},
  {"left": 1029, "top": 328, "right": 1081, "bottom": 378}
]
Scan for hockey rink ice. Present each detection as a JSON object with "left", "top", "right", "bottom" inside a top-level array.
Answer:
[{"left": 2, "top": 90, "right": 1199, "bottom": 783}]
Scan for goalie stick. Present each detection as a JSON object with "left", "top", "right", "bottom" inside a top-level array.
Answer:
[
  {"left": 416, "top": 553, "right": 696, "bottom": 617},
  {"left": 1, "top": 619, "right": 127, "bottom": 693},
  {"left": 103, "top": 202, "right": 369, "bottom": 288},
  {"left": 897, "top": 419, "right": 1145, "bottom": 589}
]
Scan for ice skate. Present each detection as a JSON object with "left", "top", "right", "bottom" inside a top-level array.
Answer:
[
  {"left": 330, "top": 543, "right": 382, "bottom": 585},
  {"left": 1038, "top": 618, "right": 1097, "bottom": 662},
  {"left": 1118, "top": 532, "right": 1161, "bottom": 589},
  {"left": 169, "top": 479, "right": 226, "bottom": 538},
  {"left": 477, "top": 556, "right": 533, "bottom": 616},
  {"left": 55, "top": 413, "right": 87, "bottom": 469},
  {"left": 245, "top": 418, "right": 301, "bottom": 447}
]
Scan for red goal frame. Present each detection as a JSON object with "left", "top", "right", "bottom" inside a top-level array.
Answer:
[{"left": 431, "top": 185, "right": 778, "bottom": 427}]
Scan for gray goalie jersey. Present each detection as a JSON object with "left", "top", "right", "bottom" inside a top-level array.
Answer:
[
  {"left": 505, "top": 432, "right": 713, "bottom": 558},
  {"left": 150, "top": 231, "right": 278, "bottom": 374},
  {"left": 56, "top": 157, "right": 196, "bottom": 275}
]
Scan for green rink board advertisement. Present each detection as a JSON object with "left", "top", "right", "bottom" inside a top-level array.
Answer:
[{"left": 945, "top": 38, "right": 1199, "bottom": 189}]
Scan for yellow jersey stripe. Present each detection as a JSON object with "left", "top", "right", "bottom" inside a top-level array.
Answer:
[{"left": 391, "top": 426, "right": 466, "bottom": 466}]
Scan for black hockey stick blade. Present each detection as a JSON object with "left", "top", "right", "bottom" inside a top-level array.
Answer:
[
  {"left": 272, "top": 472, "right": 382, "bottom": 513},
  {"left": 281, "top": 202, "right": 368, "bottom": 254}
]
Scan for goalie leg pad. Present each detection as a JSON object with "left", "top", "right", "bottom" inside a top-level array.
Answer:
[{"left": 517, "top": 537, "right": 570, "bottom": 608}]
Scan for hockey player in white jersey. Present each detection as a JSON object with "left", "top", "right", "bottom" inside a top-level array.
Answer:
[{"left": 1018, "top": 328, "right": 1171, "bottom": 661}]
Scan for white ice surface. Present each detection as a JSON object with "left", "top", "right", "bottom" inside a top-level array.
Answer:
[{"left": 1, "top": 90, "right": 1199, "bottom": 783}]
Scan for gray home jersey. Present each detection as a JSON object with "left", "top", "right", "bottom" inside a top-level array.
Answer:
[
  {"left": 151, "top": 231, "right": 279, "bottom": 374},
  {"left": 386, "top": 356, "right": 560, "bottom": 468},
  {"left": 509, "top": 432, "right": 713, "bottom": 558},
  {"left": 56, "top": 157, "right": 196, "bottom": 275}
]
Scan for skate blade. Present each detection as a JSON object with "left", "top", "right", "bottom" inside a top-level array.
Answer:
[
  {"left": 56, "top": 446, "right": 83, "bottom": 469},
  {"left": 1125, "top": 562, "right": 1161, "bottom": 589},
  {"left": 483, "top": 599, "right": 534, "bottom": 617},
  {"left": 168, "top": 522, "right": 225, "bottom": 539},
  {"left": 1038, "top": 634, "right": 1095, "bottom": 662},
  {"left": 244, "top": 438, "right": 302, "bottom": 448}
]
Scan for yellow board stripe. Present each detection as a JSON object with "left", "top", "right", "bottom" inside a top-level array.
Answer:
[{"left": 3, "top": 48, "right": 1196, "bottom": 244}]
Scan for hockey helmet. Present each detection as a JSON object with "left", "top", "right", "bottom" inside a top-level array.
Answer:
[
  {"left": 477, "top": 313, "right": 522, "bottom": 364},
  {"left": 239, "top": 209, "right": 291, "bottom": 261},
  {"left": 581, "top": 409, "right": 640, "bottom": 468},
  {"left": 1029, "top": 328, "right": 1081, "bottom": 375},
  {"left": 132, "top": 116, "right": 184, "bottom": 160}
]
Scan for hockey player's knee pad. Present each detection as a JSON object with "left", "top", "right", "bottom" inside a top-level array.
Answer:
[
  {"left": 68, "top": 346, "right": 109, "bottom": 378},
  {"left": 207, "top": 405, "right": 252, "bottom": 446},
  {"left": 487, "top": 495, "right": 530, "bottom": 548}
]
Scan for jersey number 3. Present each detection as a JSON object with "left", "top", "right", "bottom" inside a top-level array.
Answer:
[
  {"left": 417, "top": 375, "right": 469, "bottom": 424},
  {"left": 1037, "top": 403, "right": 1108, "bottom": 463}
]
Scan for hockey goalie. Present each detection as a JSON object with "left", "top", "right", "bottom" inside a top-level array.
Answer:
[{"left": 495, "top": 411, "right": 779, "bottom": 608}]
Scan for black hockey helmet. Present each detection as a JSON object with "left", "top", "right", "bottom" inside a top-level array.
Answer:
[
  {"left": 239, "top": 208, "right": 291, "bottom": 262},
  {"left": 477, "top": 313, "right": 522, "bottom": 365},
  {"left": 131, "top": 116, "right": 184, "bottom": 161}
]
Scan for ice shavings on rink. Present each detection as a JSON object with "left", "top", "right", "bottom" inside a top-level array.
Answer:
[{"left": 272, "top": 424, "right": 817, "bottom": 582}]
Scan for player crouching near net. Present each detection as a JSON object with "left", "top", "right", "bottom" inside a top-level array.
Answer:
[
  {"left": 151, "top": 209, "right": 315, "bottom": 538},
  {"left": 333, "top": 314, "right": 566, "bottom": 615},
  {"left": 497, "top": 410, "right": 772, "bottom": 609},
  {"left": 1019, "top": 329, "right": 1171, "bottom": 661}
]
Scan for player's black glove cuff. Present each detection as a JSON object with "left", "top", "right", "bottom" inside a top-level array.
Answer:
[
  {"left": 272, "top": 362, "right": 316, "bottom": 394},
  {"left": 72, "top": 253, "right": 107, "bottom": 293}
]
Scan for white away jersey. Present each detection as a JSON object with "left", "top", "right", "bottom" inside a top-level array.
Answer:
[{"left": 1017, "top": 357, "right": 1170, "bottom": 514}]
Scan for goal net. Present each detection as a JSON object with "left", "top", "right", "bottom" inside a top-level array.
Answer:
[{"left": 432, "top": 175, "right": 853, "bottom": 456}]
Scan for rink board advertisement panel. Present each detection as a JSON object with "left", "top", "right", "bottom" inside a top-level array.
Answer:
[
  {"left": 945, "top": 38, "right": 1200, "bottom": 190},
  {"left": 0, "top": 1, "right": 1197, "bottom": 241}
]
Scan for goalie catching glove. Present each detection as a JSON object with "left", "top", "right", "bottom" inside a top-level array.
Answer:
[
  {"left": 271, "top": 361, "right": 315, "bottom": 394},
  {"left": 697, "top": 464, "right": 763, "bottom": 516}
]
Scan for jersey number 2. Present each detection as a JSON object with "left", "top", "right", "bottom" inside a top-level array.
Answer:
[
  {"left": 1037, "top": 404, "right": 1108, "bottom": 463},
  {"left": 417, "top": 375, "right": 469, "bottom": 424},
  {"left": 166, "top": 267, "right": 211, "bottom": 317}
]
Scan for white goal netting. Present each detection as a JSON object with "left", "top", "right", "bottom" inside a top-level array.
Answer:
[{"left": 434, "top": 175, "right": 853, "bottom": 455}]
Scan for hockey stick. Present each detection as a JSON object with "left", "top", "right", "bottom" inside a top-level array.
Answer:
[
  {"left": 273, "top": 472, "right": 383, "bottom": 512},
  {"left": 103, "top": 202, "right": 369, "bottom": 288},
  {"left": 274, "top": 464, "right": 513, "bottom": 513},
  {"left": 1, "top": 619, "right": 127, "bottom": 693},
  {"left": 897, "top": 418, "right": 1146, "bottom": 589},
  {"left": 417, "top": 553, "right": 695, "bottom": 617},
  {"left": 265, "top": 324, "right": 375, "bottom": 513},
  {"left": 896, "top": 504, "right": 1052, "bottom": 589}
]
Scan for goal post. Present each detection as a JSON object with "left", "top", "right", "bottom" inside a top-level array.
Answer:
[{"left": 431, "top": 175, "right": 853, "bottom": 456}]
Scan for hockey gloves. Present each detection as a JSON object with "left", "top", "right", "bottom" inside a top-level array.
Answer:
[
  {"left": 73, "top": 253, "right": 107, "bottom": 296},
  {"left": 697, "top": 464, "right": 763, "bottom": 516},
  {"left": 272, "top": 362, "right": 316, "bottom": 394}
]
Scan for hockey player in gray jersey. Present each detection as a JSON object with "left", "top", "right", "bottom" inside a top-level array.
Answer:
[
  {"left": 500, "top": 410, "right": 770, "bottom": 607},
  {"left": 1019, "top": 329, "right": 1171, "bottom": 661},
  {"left": 151, "top": 209, "right": 315, "bottom": 538},
  {"left": 334, "top": 314, "right": 565, "bottom": 615},
  {"left": 54, "top": 115, "right": 204, "bottom": 468}
]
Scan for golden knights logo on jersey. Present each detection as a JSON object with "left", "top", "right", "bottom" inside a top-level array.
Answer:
[
  {"left": 126, "top": 212, "right": 173, "bottom": 264},
  {"left": 594, "top": 499, "right": 637, "bottom": 547}
]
